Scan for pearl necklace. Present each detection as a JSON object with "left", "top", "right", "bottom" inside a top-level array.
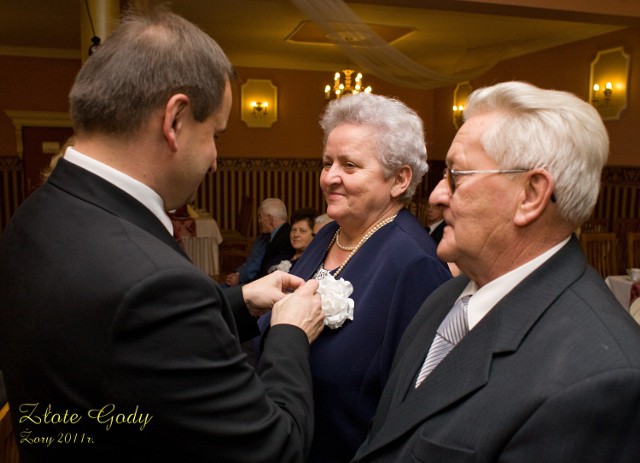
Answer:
[
  {"left": 327, "top": 214, "right": 398, "bottom": 278},
  {"left": 335, "top": 230, "right": 357, "bottom": 251}
]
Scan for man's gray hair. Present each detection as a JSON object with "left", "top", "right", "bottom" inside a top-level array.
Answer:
[{"left": 464, "top": 81, "right": 609, "bottom": 228}]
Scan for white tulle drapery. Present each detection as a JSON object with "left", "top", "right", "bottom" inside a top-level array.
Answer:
[{"left": 289, "top": 0, "right": 494, "bottom": 89}]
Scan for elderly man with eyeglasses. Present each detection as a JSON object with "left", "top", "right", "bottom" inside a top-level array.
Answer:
[{"left": 352, "top": 81, "right": 640, "bottom": 463}]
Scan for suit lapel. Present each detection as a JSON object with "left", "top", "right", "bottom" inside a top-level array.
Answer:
[
  {"left": 361, "top": 237, "right": 587, "bottom": 456},
  {"left": 364, "top": 276, "right": 491, "bottom": 449},
  {"left": 49, "top": 158, "right": 188, "bottom": 258}
]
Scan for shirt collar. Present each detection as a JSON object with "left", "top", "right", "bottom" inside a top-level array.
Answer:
[
  {"left": 460, "top": 237, "right": 571, "bottom": 329},
  {"left": 63, "top": 147, "right": 173, "bottom": 234},
  {"left": 428, "top": 219, "right": 444, "bottom": 232}
]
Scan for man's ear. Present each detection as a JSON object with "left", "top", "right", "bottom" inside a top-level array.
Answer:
[
  {"left": 390, "top": 165, "right": 412, "bottom": 199},
  {"left": 162, "top": 94, "right": 190, "bottom": 152},
  {"left": 514, "top": 169, "right": 555, "bottom": 227}
]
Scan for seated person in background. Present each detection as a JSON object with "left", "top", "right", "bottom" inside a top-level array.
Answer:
[
  {"left": 225, "top": 233, "right": 268, "bottom": 286},
  {"left": 425, "top": 202, "right": 445, "bottom": 245},
  {"left": 270, "top": 207, "right": 320, "bottom": 273},
  {"left": 313, "top": 213, "right": 333, "bottom": 234},
  {"left": 257, "top": 198, "right": 295, "bottom": 278},
  {"left": 225, "top": 197, "right": 293, "bottom": 285}
]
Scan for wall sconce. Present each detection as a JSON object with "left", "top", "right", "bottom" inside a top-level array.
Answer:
[
  {"left": 589, "top": 47, "right": 630, "bottom": 120},
  {"left": 241, "top": 79, "right": 278, "bottom": 128},
  {"left": 250, "top": 101, "right": 269, "bottom": 117},
  {"left": 452, "top": 81, "right": 473, "bottom": 130}
]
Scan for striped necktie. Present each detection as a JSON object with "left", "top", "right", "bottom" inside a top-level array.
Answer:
[{"left": 415, "top": 295, "right": 470, "bottom": 388}]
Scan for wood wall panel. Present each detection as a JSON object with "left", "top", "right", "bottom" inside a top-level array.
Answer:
[
  {"left": 195, "top": 158, "right": 326, "bottom": 237},
  {"left": 592, "top": 166, "right": 640, "bottom": 224}
]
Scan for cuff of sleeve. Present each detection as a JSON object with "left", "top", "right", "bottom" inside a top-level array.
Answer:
[
  {"left": 222, "top": 286, "right": 260, "bottom": 342},
  {"left": 261, "top": 323, "right": 310, "bottom": 366}
]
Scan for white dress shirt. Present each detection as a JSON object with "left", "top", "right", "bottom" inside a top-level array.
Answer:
[
  {"left": 63, "top": 147, "right": 173, "bottom": 234},
  {"left": 458, "top": 237, "right": 571, "bottom": 329},
  {"left": 427, "top": 219, "right": 444, "bottom": 234}
]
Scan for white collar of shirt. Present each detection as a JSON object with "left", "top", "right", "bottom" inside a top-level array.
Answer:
[
  {"left": 63, "top": 147, "right": 174, "bottom": 234},
  {"left": 459, "top": 236, "right": 571, "bottom": 330},
  {"left": 428, "top": 219, "right": 444, "bottom": 233}
]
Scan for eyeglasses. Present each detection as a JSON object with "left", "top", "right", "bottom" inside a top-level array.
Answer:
[{"left": 442, "top": 167, "right": 530, "bottom": 195}]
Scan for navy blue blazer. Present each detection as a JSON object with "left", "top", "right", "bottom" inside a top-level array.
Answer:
[
  {"left": 353, "top": 236, "right": 640, "bottom": 462},
  {"left": 260, "top": 208, "right": 451, "bottom": 462}
]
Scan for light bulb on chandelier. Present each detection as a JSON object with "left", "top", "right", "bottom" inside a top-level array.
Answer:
[{"left": 324, "top": 69, "right": 372, "bottom": 100}]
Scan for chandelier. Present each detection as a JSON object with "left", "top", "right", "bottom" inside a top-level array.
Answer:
[{"left": 324, "top": 69, "right": 372, "bottom": 100}]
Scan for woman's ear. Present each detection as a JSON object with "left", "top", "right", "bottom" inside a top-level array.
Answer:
[
  {"left": 162, "top": 94, "right": 190, "bottom": 152},
  {"left": 514, "top": 169, "right": 555, "bottom": 227},
  {"left": 391, "top": 165, "right": 412, "bottom": 198}
]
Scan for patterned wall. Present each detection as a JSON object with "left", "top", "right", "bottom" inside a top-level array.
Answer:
[
  {"left": 594, "top": 167, "right": 640, "bottom": 223},
  {"left": 1, "top": 157, "right": 638, "bottom": 248},
  {"left": 195, "top": 158, "right": 326, "bottom": 237},
  {"left": 194, "top": 157, "right": 435, "bottom": 236}
]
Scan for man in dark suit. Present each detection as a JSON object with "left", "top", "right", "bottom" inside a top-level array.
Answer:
[
  {"left": 425, "top": 202, "right": 445, "bottom": 245},
  {"left": 225, "top": 198, "right": 295, "bottom": 286},
  {"left": 257, "top": 198, "right": 295, "bottom": 277},
  {"left": 353, "top": 81, "right": 640, "bottom": 462},
  {"left": 0, "top": 8, "right": 325, "bottom": 462}
]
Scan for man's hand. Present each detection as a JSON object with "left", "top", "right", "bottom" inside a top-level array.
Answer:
[
  {"left": 241, "top": 270, "right": 306, "bottom": 317},
  {"left": 271, "top": 279, "right": 324, "bottom": 343}
]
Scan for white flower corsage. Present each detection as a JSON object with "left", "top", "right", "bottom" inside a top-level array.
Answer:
[
  {"left": 274, "top": 260, "right": 292, "bottom": 273},
  {"left": 317, "top": 274, "right": 354, "bottom": 329}
]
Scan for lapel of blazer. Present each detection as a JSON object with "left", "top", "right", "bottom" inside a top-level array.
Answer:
[
  {"left": 361, "top": 236, "right": 587, "bottom": 456},
  {"left": 49, "top": 158, "right": 188, "bottom": 258}
]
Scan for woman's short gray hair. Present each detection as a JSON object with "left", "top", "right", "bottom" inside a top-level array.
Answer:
[
  {"left": 320, "top": 93, "right": 429, "bottom": 201},
  {"left": 464, "top": 81, "right": 609, "bottom": 228}
]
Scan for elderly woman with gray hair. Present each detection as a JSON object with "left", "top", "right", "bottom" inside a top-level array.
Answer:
[{"left": 259, "top": 92, "right": 451, "bottom": 462}]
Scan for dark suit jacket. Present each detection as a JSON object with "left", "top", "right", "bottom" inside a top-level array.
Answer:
[
  {"left": 259, "top": 223, "right": 295, "bottom": 278},
  {"left": 259, "top": 208, "right": 451, "bottom": 462},
  {"left": 0, "top": 159, "right": 314, "bottom": 462},
  {"left": 353, "top": 236, "right": 640, "bottom": 462},
  {"left": 427, "top": 220, "right": 445, "bottom": 245}
]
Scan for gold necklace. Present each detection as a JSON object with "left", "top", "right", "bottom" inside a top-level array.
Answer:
[{"left": 327, "top": 214, "right": 398, "bottom": 278}]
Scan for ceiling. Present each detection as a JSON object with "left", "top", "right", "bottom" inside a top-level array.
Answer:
[{"left": 0, "top": 0, "right": 638, "bottom": 87}]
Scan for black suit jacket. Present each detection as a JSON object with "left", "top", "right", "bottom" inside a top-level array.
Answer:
[
  {"left": 259, "top": 223, "right": 295, "bottom": 278},
  {"left": 0, "top": 159, "right": 314, "bottom": 462},
  {"left": 353, "top": 237, "right": 640, "bottom": 462},
  {"left": 427, "top": 220, "right": 445, "bottom": 245}
]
